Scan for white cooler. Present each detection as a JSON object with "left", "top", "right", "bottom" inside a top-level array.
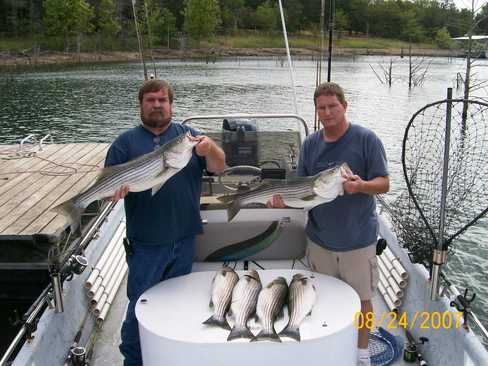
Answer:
[{"left": 136, "top": 269, "right": 360, "bottom": 366}]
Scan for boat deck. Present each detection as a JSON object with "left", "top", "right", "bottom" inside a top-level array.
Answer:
[
  {"left": 0, "top": 143, "right": 109, "bottom": 243},
  {"left": 90, "top": 262, "right": 410, "bottom": 366}
]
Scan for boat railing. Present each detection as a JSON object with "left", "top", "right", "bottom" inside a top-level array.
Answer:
[
  {"left": 377, "top": 195, "right": 488, "bottom": 347},
  {"left": 19, "top": 133, "right": 53, "bottom": 153},
  {"left": 0, "top": 201, "right": 116, "bottom": 366},
  {"left": 182, "top": 113, "right": 310, "bottom": 138}
]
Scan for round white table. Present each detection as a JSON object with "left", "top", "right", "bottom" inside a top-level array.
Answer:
[{"left": 136, "top": 269, "right": 360, "bottom": 366}]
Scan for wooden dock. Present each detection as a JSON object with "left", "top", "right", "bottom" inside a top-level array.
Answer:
[{"left": 0, "top": 143, "right": 109, "bottom": 243}]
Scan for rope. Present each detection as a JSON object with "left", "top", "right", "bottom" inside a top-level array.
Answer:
[{"left": 0, "top": 154, "right": 100, "bottom": 177}]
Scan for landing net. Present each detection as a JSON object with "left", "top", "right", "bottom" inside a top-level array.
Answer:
[{"left": 387, "top": 98, "right": 488, "bottom": 267}]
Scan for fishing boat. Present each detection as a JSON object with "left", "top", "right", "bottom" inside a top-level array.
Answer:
[
  {"left": 2, "top": 2, "right": 488, "bottom": 365},
  {"left": 1, "top": 104, "right": 488, "bottom": 366}
]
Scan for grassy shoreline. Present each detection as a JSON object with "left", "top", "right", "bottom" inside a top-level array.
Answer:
[{"left": 0, "top": 34, "right": 462, "bottom": 67}]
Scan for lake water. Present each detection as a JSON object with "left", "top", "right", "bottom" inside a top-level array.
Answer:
[{"left": 1, "top": 56, "right": 487, "bottom": 340}]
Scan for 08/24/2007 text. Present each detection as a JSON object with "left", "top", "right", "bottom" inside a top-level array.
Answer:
[{"left": 354, "top": 311, "right": 464, "bottom": 330}]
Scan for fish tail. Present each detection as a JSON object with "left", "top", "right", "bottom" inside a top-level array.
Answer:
[
  {"left": 250, "top": 329, "right": 281, "bottom": 343},
  {"left": 217, "top": 194, "right": 241, "bottom": 222},
  {"left": 278, "top": 325, "right": 301, "bottom": 341},
  {"left": 51, "top": 196, "right": 83, "bottom": 237},
  {"left": 202, "top": 315, "right": 231, "bottom": 331},
  {"left": 227, "top": 325, "right": 254, "bottom": 341},
  {"left": 226, "top": 199, "right": 241, "bottom": 222}
]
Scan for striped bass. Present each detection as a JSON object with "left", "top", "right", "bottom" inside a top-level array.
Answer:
[
  {"left": 217, "top": 163, "right": 349, "bottom": 221},
  {"left": 279, "top": 273, "right": 317, "bottom": 342},
  {"left": 52, "top": 132, "right": 198, "bottom": 235},
  {"left": 203, "top": 267, "right": 239, "bottom": 330},
  {"left": 252, "top": 276, "right": 288, "bottom": 342},
  {"left": 228, "top": 269, "right": 262, "bottom": 341}
]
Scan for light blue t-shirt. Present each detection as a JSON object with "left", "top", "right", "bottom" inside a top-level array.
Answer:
[
  {"left": 105, "top": 123, "right": 206, "bottom": 246},
  {"left": 297, "top": 123, "right": 388, "bottom": 251}
]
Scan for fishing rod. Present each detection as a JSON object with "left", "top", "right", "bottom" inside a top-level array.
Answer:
[
  {"left": 327, "top": 0, "right": 335, "bottom": 82},
  {"left": 131, "top": 0, "right": 148, "bottom": 80}
]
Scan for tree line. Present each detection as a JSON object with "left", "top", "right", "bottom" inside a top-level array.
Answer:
[{"left": 0, "top": 0, "right": 486, "bottom": 51}]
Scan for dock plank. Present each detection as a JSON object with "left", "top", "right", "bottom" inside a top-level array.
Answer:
[
  {"left": 0, "top": 144, "right": 95, "bottom": 227},
  {"left": 0, "top": 144, "right": 85, "bottom": 207},
  {"left": 0, "top": 143, "right": 109, "bottom": 240},
  {"left": 0, "top": 144, "right": 70, "bottom": 189},
  {"left": 1, "top": 144, "right": 107, "bottom": 235},
  {"left": 20, "top": 144, "right": 109, "bottom": 236}
]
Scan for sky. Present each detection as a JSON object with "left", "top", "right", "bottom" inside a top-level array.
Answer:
[{"left": 454, "top": 0, "right": 486, "bottom": 11}]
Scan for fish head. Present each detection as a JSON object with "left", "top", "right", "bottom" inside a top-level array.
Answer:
[
  {"left": 164, "top": 132, "right": 198, "bottom": 169},
  {"left": 273, "top": 277, "right": 288, "bottom": 286},
  {"left": 292, "top": 273, "right": 305, "bottom": 282},
  {"left": 244, "top": 269, "right": 261, "bottom": 283},
  {"left": 312, "top": 163, "right": 348, "bottom": 199},
  {"left": 220, "top": 266, "right": 237, "bottom": 277}
]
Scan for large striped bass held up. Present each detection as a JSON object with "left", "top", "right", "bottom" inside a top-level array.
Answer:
[
  {"left": 203, "top": 267, "right": 239, "bottom": 331},
  {"left": 227, "top": 269, "right": 262, "bottom": 341},
  {"left": 52, "top": 132, "right": 198, "bottom": 235},
  {"left": 252, "top": 276, "right": 288, "bottom": 342},
  {"left": 279, "top": 273, "right": 317, "bottom": 342},
  {"left": 217, "top": 162, "right": 349, "bottom": 221}
]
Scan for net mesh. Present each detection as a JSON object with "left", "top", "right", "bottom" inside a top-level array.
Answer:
[
  {"left": 387, "top": 98, "right": 488, "bottom": 267},
  {"left": 369, "top": 327, "right": 403, "bottom": 366}
]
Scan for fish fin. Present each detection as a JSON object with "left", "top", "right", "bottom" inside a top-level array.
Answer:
[
  {"left": 51, "top": 196, "right": 84, "bottom": 237},
  {"left": 215, "top": 194, "right": 241, "bottom": 221},
  {"left": 227, "top": 325, "right": 254, "bottom": 341},
  {"left": 278, "top": 325, "right": 301, "bottom": 341},
  {"left": 151, "top": 182, "right": 164, "bottom": 196},
  {"left": 216, "top": 193, "right": 237, "bottom": 204},
  {"left": 301, "top": 194, "right": 317, "bottom": 201},
  {"left": 202, "top": 315, "right": 231, "bottom": 331},
  {"left": 226, "top": 199, "right": 241, "bottom": 222},
  {"left": 250, "top": 330, "right": 281, "bottom": 343}
]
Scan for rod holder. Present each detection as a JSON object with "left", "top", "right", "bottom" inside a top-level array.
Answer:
[{"left": 51, "top": 272, "right": 64, "bottom": 313}]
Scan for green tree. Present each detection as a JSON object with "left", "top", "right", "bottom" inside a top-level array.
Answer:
[
  {"left": 401, "top": 11, "right": 425, "bottom": 42},
  {"left": 255, "top": 1, "right": 277, "bottom": 31},
  {"left": 183, "top": 0, "right": 221, "bottom": 41},
  {"left": 93, "top": 0, "right": 120, "bottom": 50},
  {"left": 335, "top": 9, "right": 349, "bottom": 39},
  {"left": 283, "top": 0, "right": 304, "bottom": 32},
  {"left": 220, "top": 0, "right": 245, "bottom": 33},
  {"left": 43, "top": 0, "right": 93, "bottom": 51},
  {"left": 160, "top": 7, "right": 177, "bottom": 48},
  {"left": 434, "top": 27, "right": 452, "bottom": 49},
  {"left": 141, "top": 0, "right": 164, "bottom": 47}
]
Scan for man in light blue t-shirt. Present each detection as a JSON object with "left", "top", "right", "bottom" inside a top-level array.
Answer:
[{"left": 269, "top": 82, "right": 389, "bottom": 366}]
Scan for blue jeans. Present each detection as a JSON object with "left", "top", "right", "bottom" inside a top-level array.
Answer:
[{"left": 119, "top": 236, "right": 196, "bottom": 366}]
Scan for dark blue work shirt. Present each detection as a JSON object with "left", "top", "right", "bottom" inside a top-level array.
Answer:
[
  {"left": 297, "top": 123, "right": 388, "bottom": 251},
  {"left": 105, "top": 123, "right": 206, "bottom": 246}
]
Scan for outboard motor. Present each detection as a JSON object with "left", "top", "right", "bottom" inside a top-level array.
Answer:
[{"left": 222, "top": 119, "right": 258, "bottom": 166}]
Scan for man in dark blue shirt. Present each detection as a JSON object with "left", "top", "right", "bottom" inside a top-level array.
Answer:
[
  {"left": 106, "top": 79, "right": 225, "bottom": 366},
  {"left": 268, "top": 82, "right": 389, "bottom": 366}
]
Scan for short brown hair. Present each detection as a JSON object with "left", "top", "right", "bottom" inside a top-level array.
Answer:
[
  {"left": 138, "top": 79, "right": 174, "bottom": 104},
  {"left": 313, "top": 82, "right": 346, "bottom": 106}
]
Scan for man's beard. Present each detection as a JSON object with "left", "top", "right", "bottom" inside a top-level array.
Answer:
[{"left": 141, "top": 110, "right": 171, "bottom": 129}]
